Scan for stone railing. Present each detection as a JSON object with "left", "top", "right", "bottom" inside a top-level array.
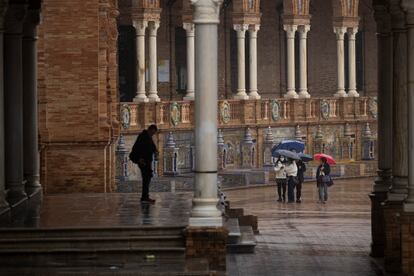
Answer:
[{"left": 119, "top": 96, "right": 377, "bottom": 132}]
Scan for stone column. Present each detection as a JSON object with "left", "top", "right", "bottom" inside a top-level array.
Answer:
[
  {"left": 298, "top": 25, "right": 310, "bottom": 98},
  {"left": 22, "top": 9, "right": 42, "bottom": 197},
  {"left": 0, "top": 2, "right": 10, "bottom": 214},
  {"left": 369, "top": 4, "right": 393, "bottom": 258},
  {"left": 133, "top": 20, "right": 148, "bottom": 103},
  {"left": 148, "top": 21, "right": 160, "bottom": 102},
  {"left": 190, "top": 0, "right": 223, "bottom": 227},
  {"left": 334, "top": 26, "right": 347, "bottom": 97},
  {"left": 183, "top": 22, "right": 195, "bottom": 101},
  {"left": 403, "top": 0, "right": 414, "bottom": 212},
  {"left": 347, "top": 27, "right": 360, "bottom": 97},
  {"left": 248, "top": 25, "right": 260, "bottom": 100},
  {"left": 389, "top": 0, "right": 408, "bottom": 202},
  {"left": 233, "top": 24, "right": 249, "bottom": 100},
  {"left": 4, "top": 4, "right": 28, "bottom": 207},
  {"left": 284, "top": 24, "right": 298, "bottom": 99}
]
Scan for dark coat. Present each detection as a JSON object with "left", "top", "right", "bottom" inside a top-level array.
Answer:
[
  {"left": 297, "top": 161, "right": 306, "bottom": 183},
  {"left": 130, "top": 130, "right": 158, "bottom": 164},
  {"left": 316, "top": 163, "right": 331, "bottom": 182}
]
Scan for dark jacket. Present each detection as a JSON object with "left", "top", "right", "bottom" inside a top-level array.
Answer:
[
  {"left": 297, "top": 161, "right": 307, "bottom": 183},
  {"left": 130, "top": 130, "right": 158, "bottom": 164},
  {"left": 316, "top": 163, "right": 331, "bottom": 180}
]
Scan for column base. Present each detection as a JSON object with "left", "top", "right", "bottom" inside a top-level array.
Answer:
[
  {"left": 234, "top": 92, "right": 249, "bottom": 100},
  {"left": 369, "top": 191, "right": 387, "bottom": 257},
  {"left": 6, "top": 188, "right": 28, "bottom": 208},
  {"left": 190, "top": 197, "right": 223, "bottom": 227},
  {"left": 148, "top": 93, "right": 161, "bottom": 102},
  {"left": 248, "top": 92, "right": 261, "bottom": 100},
  {"left": 347, "top": 89, "right": 360, "bottom": 97},
  {"left": 183, "top": 92, "right": 195, "bottom": 101},
  {"left": 189, "top": 216, "right": 224, "bottom": 227},
  {"left": 334, "top": 90, "right": 347, "bottom": 97},
  {"left": 404, "top": 202, "right": 414, "bottom": 212},
  {"left": 284, "top": 90, "right": 298, "bottom": 99},
  {"left": 0, "top": 199, "right": 10, "bottom": 216},
  {"left": 184, "top": 226, "right": 228, "bottom": 272},
  {"left": 383, "top": 201, "right": 403, "bottom": 273},
  {"left": 387, "top": 192, "right": 407, "bottom": 202},
  {"left": 298, "top": 90, "right": 311, "bottom": 98},
  {"left": 133, "top": 94, "right": 149, "bottom": 103}
]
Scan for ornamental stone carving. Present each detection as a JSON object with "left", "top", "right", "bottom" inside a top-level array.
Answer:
[
  {"left": 320, "top": 100, "right": 330, "bottom": 119},
  {"left": 120, "top": 104, "right": 131, "bottom": 129},
  {"left": 191, "top": 0, "right": 223, "bottom": 24},
  {"left": 368, "top": 97, "right": 377, "bottom": 118},
  {"left": 270, "top": 100, "right": 280, "bottom": 121},
  {"left": 170, "top": 102, "right": 181, "bottom": 126},
  {"left": 220, "top": 101, "right": 231, "bottom": 124}
]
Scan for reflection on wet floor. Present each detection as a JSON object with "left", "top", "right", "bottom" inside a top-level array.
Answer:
[
  {"left": 225, "top": 177, "right": 385, "bottom": 276},
  {"left": 0, "top": 192, "right": 192, "bottom": 228}
]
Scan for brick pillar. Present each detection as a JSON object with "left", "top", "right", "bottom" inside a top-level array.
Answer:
[
  {"left": 383, "top": 202, "right": 403, "bottom": 272},
  {"left": 184, "top": 227, "right": 228, "bottom": 272},
  {"left": 401, "top": 212, "right": 414, "bottom": 275}
]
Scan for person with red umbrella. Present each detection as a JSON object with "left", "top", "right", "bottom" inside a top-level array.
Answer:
[{"left": 314, "top": 154, "right": 335, "bottom": 204}]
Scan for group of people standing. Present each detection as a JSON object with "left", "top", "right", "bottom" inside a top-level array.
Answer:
[
  {"left": 274, "top": 157, "right": 306, "bottom": 203},
  {"left": 274, "top": 156, "right": 331, "bottom": 204}
]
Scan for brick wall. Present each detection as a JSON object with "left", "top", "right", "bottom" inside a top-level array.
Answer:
[{"left": 38, "top": 0, "right": 119, "bottom": 193}]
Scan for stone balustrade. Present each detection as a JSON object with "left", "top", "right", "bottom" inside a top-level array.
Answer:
[{"left": 119, "top": 96, "right": 377, "bottom": 132}]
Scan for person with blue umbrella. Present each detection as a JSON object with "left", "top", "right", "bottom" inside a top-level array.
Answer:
[
  {"left": 284, "top": 158, "right": 298, "bottom": 203},
  {"left": 273, "top": 156, "right": 287, "bottom": 202}
]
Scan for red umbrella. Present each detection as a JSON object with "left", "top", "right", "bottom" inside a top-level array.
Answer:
[{"left": 314, "top": 153, "right": 336, "bottom": 165}]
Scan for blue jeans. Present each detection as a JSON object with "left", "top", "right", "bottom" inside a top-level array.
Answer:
[{"left": 318, "top": 182, "right": 328, "bottom": 202}]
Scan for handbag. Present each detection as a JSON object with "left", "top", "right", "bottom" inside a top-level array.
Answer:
[{"left": 321, "top": 175, "right": 331, "bottom": 184}]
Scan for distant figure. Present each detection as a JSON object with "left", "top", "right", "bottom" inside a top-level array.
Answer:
[
  {"left": 284, "top": 158, "right": 298, "bottom": 203},
  {"left": 316, "top": 157, "right": 331, "bottom": 204},
  {"left": 129, "top": 125, "right": 158, "bottom": 203},
  {"left": 274, "top": 156, "right": 287, "bottom": 202},
  {"left": 296, "top": 160, "right": 306, "bottom": 203}
]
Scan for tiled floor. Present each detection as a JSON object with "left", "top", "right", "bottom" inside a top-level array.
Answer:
[{"left": 225, "top": 177, "right": 385, "bottom": 276}]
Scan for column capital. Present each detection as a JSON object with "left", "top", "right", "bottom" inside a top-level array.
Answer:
[
  {"left": 298, "top": 25, "right": 310, "bottom": 39},
  {"left": 133, "top": 20, "right": 148, "bottom": 36},
  {"left": 347, "top": 27, "right": 358, "bottom": 40},
  {"left": 234, "top": 24, "right": 248, "bottom": 37},
  {"left": 191, "top": 0, "right": 223, "bottom": 24},
  {"left": 0, "top": 0, "right": 8, "bottom": 29},
  {"left": 248, "top": 24, "right": 260, "bottom": 38},
  {"left": 283, "top": 24, "right": 297, "bottom": 38},
  {"left": 183, "top": 22, "right": 195, "bottom": 36},
  {"left": 333, "top": 26, "right": 347, "bottom": 40},
  {"left": 388, "top": 0, "right": 406, "bottom": 31},
  {"left": 23, "top": 9, "right": 41, "bottom": 39},
  {"left": 148, "top": 21, "right": 160, "bottom": 36},
  {"left": 402, "top": 0, "right": 414, "bottom": 25},
  {"left": 4, "top": 3, "right": 27, "bottom": 34}
]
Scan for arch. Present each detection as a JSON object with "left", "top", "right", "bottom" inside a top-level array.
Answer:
[
  {"left": 283, "top": 0, "right": 310, "bottom": 16},
  {"left": 332, "top": 0, "right": 359, "bottom": 18}
]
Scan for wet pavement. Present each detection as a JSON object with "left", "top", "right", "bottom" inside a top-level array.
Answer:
[
  {"left": 0, "top": 192, "right": 192, "bottom": 228},
  {"left": 225, "top": 177, "right": 386, "bottom": 276}
]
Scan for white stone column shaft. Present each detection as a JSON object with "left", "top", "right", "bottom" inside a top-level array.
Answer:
[
  {"left": 0, "top": 12, "right": 10, "bottom": 213},
  {"left": 4, "top": 4, "right": 28, "bottom": 206},
  {"left": 183, "top": 22, "right": 195, "bottom": 101},
  {"left": 402, "top": 0, "right": 414, "bottom": 211},
  {"left": 23, "top": 10, "right": 41, "bottom": 196},
  {"left": 298, "top": 25, "right": 310, "bottom": 98},
  {"left": 190, "top": 0, "right": 223, "bottom": 227},
  {"left": 284, "top": 24, "right": 298, "bottom": 99},
  {"left": 148, "top": 21, "right": 160, "bottom": 102},
  {"left": 334, "top": 26, "right": 347, "bottom": 97},
  {"left": 389, "top": 1, "right": 408, "bottom": 201},
  {"left": 133, "top": 20, "right": 148, "bottom": 103},
  {"left": 348, "top": 27, "right": 360, "bottom": 97},
  {"left": 248, "top": 25, "right": 260, "bottom": 100},
  {"left": 233, "top": 24, "right": 249, "bottom": 100}
]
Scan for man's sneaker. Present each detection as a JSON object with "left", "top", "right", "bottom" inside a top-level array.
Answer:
[
  {"left": 277, "top": 198, "right": 282, "bottom": 202},
  {"left": 141, "top": 198, "right": 156, "bottom": 204},
  {"left": 296, "top": 199, "right": 302, "bottom": 203}
]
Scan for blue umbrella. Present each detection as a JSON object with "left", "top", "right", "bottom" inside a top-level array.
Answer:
[
  {"left": 272, "top": 139, "right": 305, "bottom": 155},
  {"left": 272, "top": 149, "right": 300, "bottom": 160},
  {"left": 298, "top": 153, "right": 313, "bottom": 162}
]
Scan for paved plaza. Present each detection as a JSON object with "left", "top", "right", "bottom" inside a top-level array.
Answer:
[{"left": 226, "top": 177, "right": 385, "bottom": 276}]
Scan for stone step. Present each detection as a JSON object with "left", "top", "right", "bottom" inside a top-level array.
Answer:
[
  {"left": 227, "top": 226, "right": 257, "bottom": 254},
  {"left": 0, "top": 226, "right": 185, "bottom": 238},
  {"left": 224, "top": 218, "right": 241, "bottom": 245},
  {"left": 0, "top": 235, "right": 185, "bottom": 250},
  {"left": 226, "top": 208, "right": 244, "bottom": 219}
]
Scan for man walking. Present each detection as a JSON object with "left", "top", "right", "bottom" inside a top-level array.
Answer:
[{"left": 130, "top": 125, "right": 158, "bottom": 203}]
